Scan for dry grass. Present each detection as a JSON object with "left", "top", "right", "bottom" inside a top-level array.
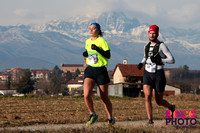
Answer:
[{"left": 0, "top": 94, "right": 199, "bottom": 132}]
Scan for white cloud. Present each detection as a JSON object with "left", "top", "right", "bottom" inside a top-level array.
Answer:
[
  {"left": 0, "top": 0, "right": 200, "bottom": 29},
  {"left": 167, "top": 4, "right": 198, "bottom": 22},
  {"left": 13, "top": 9, "right": 29, "bottom": 17},
  {"left": 126, "top": 2, "right": 159, "bottom": 16}
]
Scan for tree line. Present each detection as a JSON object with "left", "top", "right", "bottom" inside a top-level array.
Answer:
[
  {"left": 4, "top": 64, "right": 200, "bottom": 95},
  {"left": 4, "top": 65, "right": 81, "bottom": 95},
  {"left": 167, "top": 65, "right": 200, "bottom": 94}
]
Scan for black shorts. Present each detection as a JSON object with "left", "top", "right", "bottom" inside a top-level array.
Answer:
[
  {"left": 84, "top": 65, "right": 110, "bottom": 85},
  {"left": 143, "top": 69, "right": 166, "bottom": 92}
]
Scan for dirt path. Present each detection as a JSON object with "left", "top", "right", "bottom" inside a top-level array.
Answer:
[
  {"left": 0, "top": 120, "right": 167, "bottom": 131},
  {"left": 1, "top": 119, "right": 200, "bottom": 132}
]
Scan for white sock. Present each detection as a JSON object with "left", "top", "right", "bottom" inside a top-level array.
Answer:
[
  {"left": 90, "top": 112, "right": 96, "bottom": 116},
  {"left": 108, "top": 117, "right": 112, "bottom": 120}
]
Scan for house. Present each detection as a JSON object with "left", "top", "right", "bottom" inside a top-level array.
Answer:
[
  {"left": 98, "top": 62, "right": 145, "bottom": 97},
  {"left": 66, "top": 78, "right": 84, "bottom": 96},
  {"left": 97, "top": 82, "right": 144, "bottom": 97},
  {"left": 61, "top": 58, "right": 87, "bottom": 73},
  {"left": 103, "top": 61, "right": 181, "bottom": 97},
  {"left": 0, "top": 72, "right": 9, "bottom": 81},
  {"left": 31, "top": 69, "right": 51, "bottom": 80},
  {"left": 61, "top": 64, "right": 85, "bottom": 73},
  {"left": 112, "top": 63, "right": 144, "bottom": 97},
  {"left": 164, "top": 84, "right": 181, "bottom": 96},
  {"left": 113, "top": 63, "right": 144, "bottom": 84},
  {"left": 6, "top": 68, "right": 24, "bottom": 81},
  {"left": 67, "top": 78, "right": 84, "bottom": 92}
]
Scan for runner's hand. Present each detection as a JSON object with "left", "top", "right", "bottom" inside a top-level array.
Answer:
[
  {"left": 137, "top": 63, "right": 143, "bottom": 70},
  {"left": 91, "top": 44, "right": 99, "bottom": 50},
  {"left": 83, "top": 51, "right": 88, "bottom": 57}
]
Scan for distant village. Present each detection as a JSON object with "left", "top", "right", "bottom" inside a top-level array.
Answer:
[{"left": 0, "top": 58, "right": 200, "bottom": 97}]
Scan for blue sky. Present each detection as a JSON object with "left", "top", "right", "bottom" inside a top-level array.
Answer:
[{"left": 1, "top": 0, "right": 200, "bottom": 29}]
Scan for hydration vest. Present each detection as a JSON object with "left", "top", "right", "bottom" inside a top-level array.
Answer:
[{"left": 145, "top": 41, "right": 165, "bottom": 65}]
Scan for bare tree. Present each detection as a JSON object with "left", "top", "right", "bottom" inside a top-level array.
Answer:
[
  {"left": 35, "top": 79, "right": 52, "bottom": 95},
  {"left": 49, "top": 65, "right": 65, "bottom": 95}
]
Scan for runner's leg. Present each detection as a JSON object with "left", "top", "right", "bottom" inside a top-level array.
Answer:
[
  {"left": 143, "top": 85, "right": 153, "bottom": 119},
  {"left": 99, "top": 84, "right": 112, "bottom": 118},
  {"left": 84, "top": 78, "right": 96, "bottom": 113},
  {"left": 155, "top": 92, "right": 171, "bottom": 108}
]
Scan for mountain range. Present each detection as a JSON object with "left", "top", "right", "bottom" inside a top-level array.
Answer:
[{"left": 0, "top": 12, "right": 199, "bottom": 71}]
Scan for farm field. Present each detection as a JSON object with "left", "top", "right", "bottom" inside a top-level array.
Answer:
[{"left": 0, "top": 94, "right": 199, "bottom": 132}]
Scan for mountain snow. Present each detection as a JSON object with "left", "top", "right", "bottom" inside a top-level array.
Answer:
[{"left": 0, "top": 12, "right": 199, "bottom": 70}]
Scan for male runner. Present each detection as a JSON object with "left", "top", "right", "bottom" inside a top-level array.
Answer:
[{"left": 137, "top": 25, "right": 175, "bottom": 124}]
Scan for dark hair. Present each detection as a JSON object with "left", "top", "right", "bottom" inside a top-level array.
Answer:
[{"left": 99, "top": 30, "right": 103, "bottom": 37}]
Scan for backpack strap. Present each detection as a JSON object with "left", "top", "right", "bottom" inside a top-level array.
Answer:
[
  {"left": 153, "top": 42, "right": 161, "bottom": 57},
  {"left": 145, "top": 41, "right": 163, "bottom": 58},
  {"left": 145, "top": 42, "right": 151, "bottom": 58}
]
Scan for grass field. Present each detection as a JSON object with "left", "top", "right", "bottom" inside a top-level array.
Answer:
[{"left": 0, "top": 94, "right": 199, "bottom": 132}]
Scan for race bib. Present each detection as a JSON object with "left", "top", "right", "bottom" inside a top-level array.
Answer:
[
  {"left": 88, "top": 54, "right": 98, "bottom": 64},
  {"left": 145, "top": 63, "right": 157, "bottom": 73}
]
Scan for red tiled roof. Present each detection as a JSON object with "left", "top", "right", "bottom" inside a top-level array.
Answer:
[
  {"left": 114, "top": 64, "right": 144, "bottom": 77},
  {"left": 14, "top": 68, "right": 23, "bottom": 70},
  {"left": 61, "top": 64, "right": 83, "bottom": 67},
  {"left": 31, "top": 70, "right": 51, "bottom": 74},
  {"left": 7, "top": 68, "right": 23, "bottom": 71}
]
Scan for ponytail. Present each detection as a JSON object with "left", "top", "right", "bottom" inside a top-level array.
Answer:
[{"left": 99, "top": 30, "right": 103, "bottom": 37}]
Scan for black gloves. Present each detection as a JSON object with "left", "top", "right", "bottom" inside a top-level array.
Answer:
[
  {"left": 83, "top": 51, "right": 88, "bottom": 57},
  {"left": 137, "top": 63, "right": 143, "bottom": 70},
  {"left": 91, "top": 44, "right": 111, "bottom": 59},
  {"left": 83, "top": 44, "right": 98, "bottom": 57},
  {"left": 150, "top": 56, "right": 162, "bottom": 64},
  {"left": 91, "top": 44, "right": 100, "bottom": 51}
]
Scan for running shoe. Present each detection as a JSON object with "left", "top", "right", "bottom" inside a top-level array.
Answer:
[
  {"left": 147, "top": 119, "right": 154, "bottom": 124},
  {"left": 86, "top": 114, "right": 98, "bottom": 126},
  {"left": 108, "top": 117, "right": 115, "bottom": 126}
]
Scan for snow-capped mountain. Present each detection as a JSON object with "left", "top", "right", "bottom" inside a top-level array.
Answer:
[{"left": 0, "top": 12, "right": 199, "bottom": 70}]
